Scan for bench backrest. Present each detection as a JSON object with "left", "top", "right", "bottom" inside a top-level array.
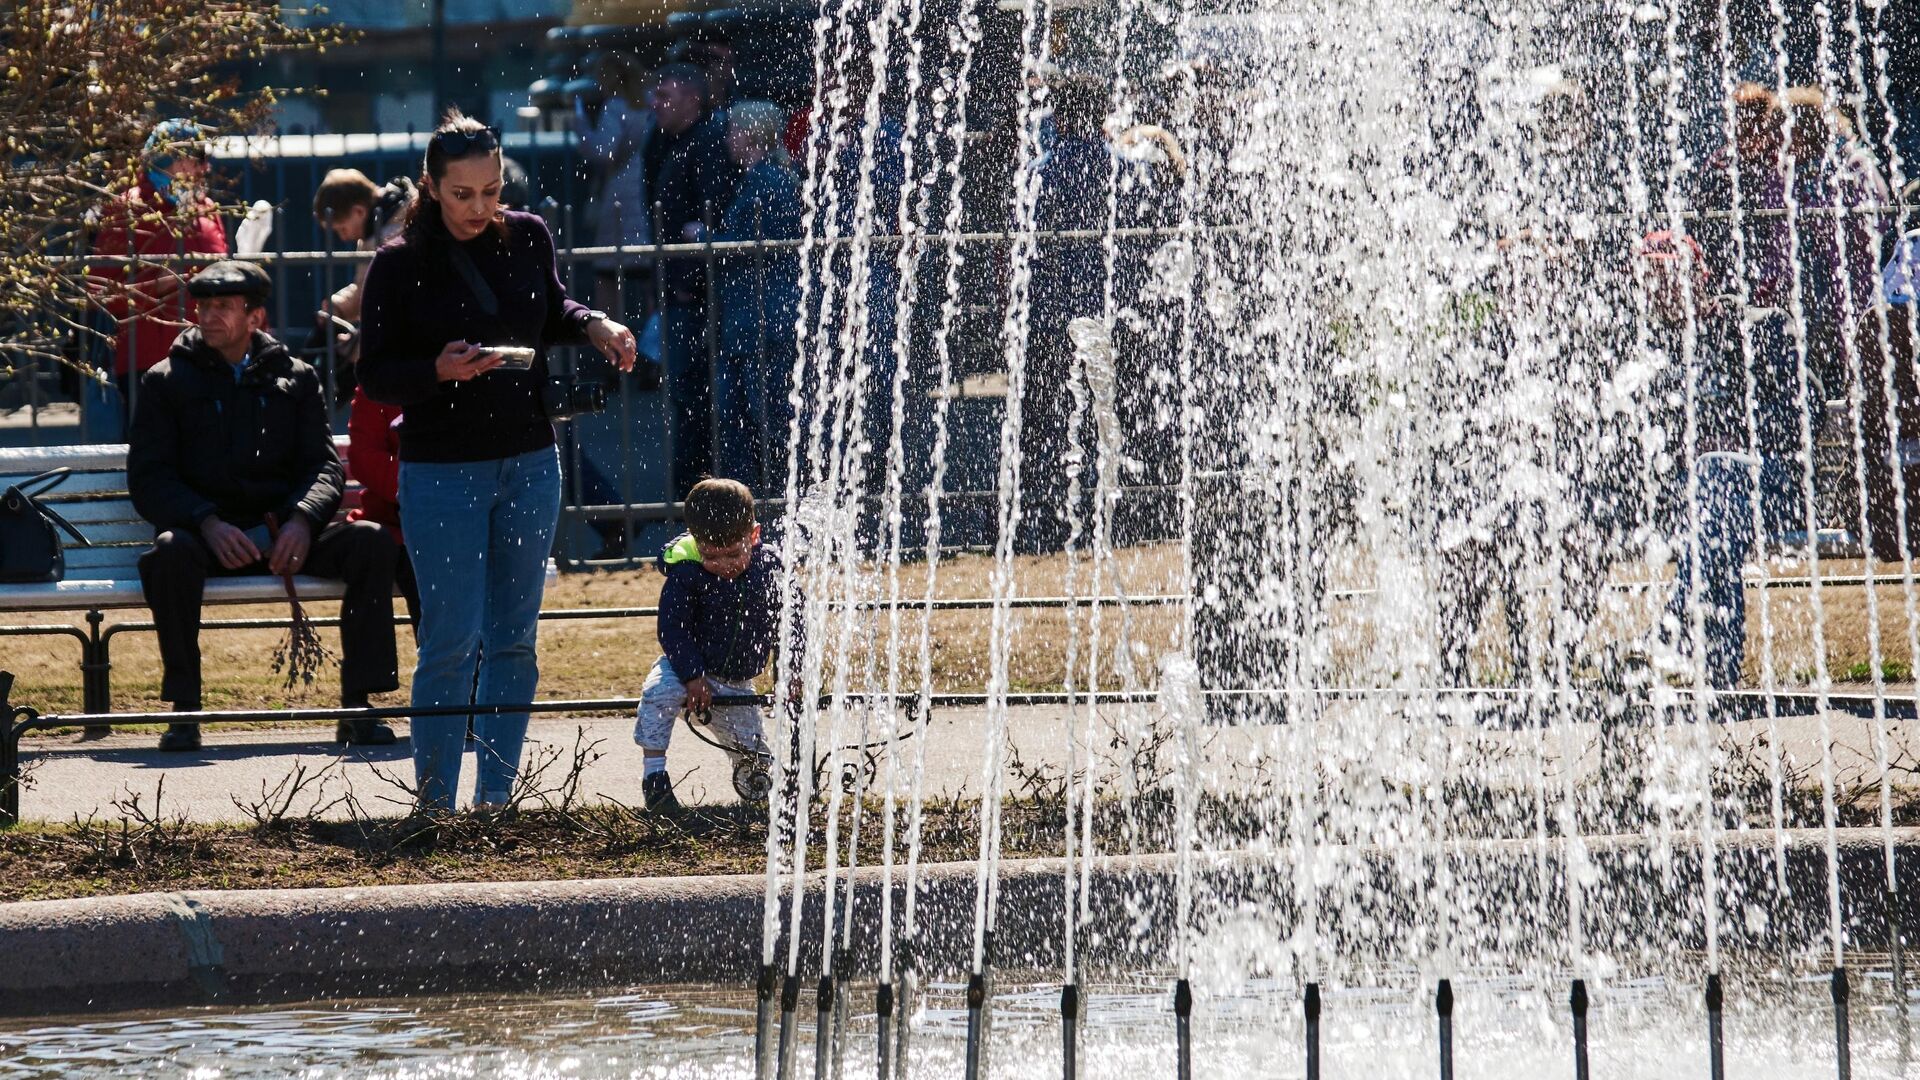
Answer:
[
  {"left": 0, "top": 444, "right": 144, "bottom": 580},
  {"left": 0, "top": 438, "right": 358, "bottom": 582}
]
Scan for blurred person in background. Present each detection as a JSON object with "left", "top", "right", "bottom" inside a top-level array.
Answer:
[
  {"left": 1692, "top": 84, "right": 1859, "bottom": 541},
  {"left": 89, "top": 119, "right": 229, "bottom": 439},
  {"left": 683, "top": 100, "right": 802, "bottom": 495},
  {"left": 314, "top": 168, "right": 417, "bottom": 326},
  {"left": 312, "top": 168, "right": 417, "bottom": 400},
  {"left": 1779, "top": 85, "right": 1889, "bottom": 390},
  {"left": 647, "top": 62, "right": 738, "bottom": 499},
  {"left": 575, "top": 51, "right": 657, "bottom": 324},
  {"left": 1854, "top": 231, "right": 1920, "bottom": 562}
]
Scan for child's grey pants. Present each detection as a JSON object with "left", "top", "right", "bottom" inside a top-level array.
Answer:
[{"left": 633, "top": 656, "right": 767, "bottom": 763}]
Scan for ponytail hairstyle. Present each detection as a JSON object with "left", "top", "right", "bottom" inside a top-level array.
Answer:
[{"left": 403, "top": 107, "right": 510, "bottom": 241}]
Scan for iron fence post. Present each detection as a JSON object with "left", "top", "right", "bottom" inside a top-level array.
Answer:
[
  {"left": 125, "top": 219, "right": 138, "bottom": 425},
  {"left": 613, "top": 198, "right": 634, "bottom": 566},
  {"left": 322, "top": 207, "right": 337, "bottom": 415},
  {"left": 754, "top": 207, "right": 769, "bottom": 493},
  {"left": 82, "top": 608, "right": 110, "bottom": 716},
  {"left": 653, "top": 201, "right": 673, "bottom": 499},
  {"left": 272, "top": 202, "right": 290, "bottom": 355},
  {"left": 559, "top": 201, "right": 581, "bottom": 570},
  {"left": 1, "top": 671, "right": 18, "bottom": 825},
  {"left": 702, "top": 199, "right": 719, "bottom": 480}
]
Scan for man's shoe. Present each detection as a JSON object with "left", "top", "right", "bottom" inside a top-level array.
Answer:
[
  {"left": 643, "top": 771, "right": 683, "bottom": 816},
  {"left": 335, "top": 717, "right": 398, "bottom": 746},
  {"left": 157, "top": 723, "right": 201, "bottom": 752}
]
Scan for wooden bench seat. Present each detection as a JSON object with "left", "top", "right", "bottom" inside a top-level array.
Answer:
[
  {"left": 0, "top": 442, "right": 369, "bottom": 610},
  {"left": 0, "top": 439, "right": 559, "bottom": 713}
]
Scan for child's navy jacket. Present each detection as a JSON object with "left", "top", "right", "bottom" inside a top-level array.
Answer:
[{"left": 656, "top": 532, "right": 795, "bottom": 684}]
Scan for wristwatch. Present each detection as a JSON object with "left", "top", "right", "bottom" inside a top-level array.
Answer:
[{"left": 582, "top": 309, "right": 610, "bottom": 331}]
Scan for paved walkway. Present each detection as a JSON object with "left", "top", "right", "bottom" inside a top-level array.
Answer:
[
  {"left": 17, "top": 701, "right": 1920, "bottom": 824},
  {"left": 15, "top": 707, "right": 1082, "bottom": 823}
]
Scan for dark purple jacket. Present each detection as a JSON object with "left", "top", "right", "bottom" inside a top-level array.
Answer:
[
  {"left": 358, "top": 209, "right": 594, "bottom": 463},
  {"left": 656, "top": 532, "right": 797, "bottom": 685}
]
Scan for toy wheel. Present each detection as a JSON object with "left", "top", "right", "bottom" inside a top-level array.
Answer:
[{"left": 734, "top": 757, "right": 774, "bottom": 803}]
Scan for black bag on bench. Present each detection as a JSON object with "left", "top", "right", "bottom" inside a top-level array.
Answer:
[{"left": 0, "top": 468, "right": 90, "bottom": 583}]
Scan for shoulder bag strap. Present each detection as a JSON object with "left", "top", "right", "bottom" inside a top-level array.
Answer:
[
  {"left": 36, "top": 502, "right": 89, "bottom": 547},
  {"left": 4, "top": 469, "right": 89, "bottom": 547},
  {"left": 444, "top": 242, "right": 501, "bottom": 319},
  {"left": 16, "top": 467, "right": 71, "bottom": 498}
]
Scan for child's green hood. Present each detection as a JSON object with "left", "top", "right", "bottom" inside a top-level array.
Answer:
[{"left": 663, "top": 533, "right": 702, "bottom": 565}]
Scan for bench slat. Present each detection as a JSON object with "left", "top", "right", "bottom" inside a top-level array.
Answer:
[
  {"left": 1, "top": 473, "right": 134, "bottom": 498},
  {"left": 0, "top": 575, "right": 347, "bottom": 611},
  {"left": 41, "top": 500, "right": 144, "bottom": 526},
  {"left": 0, "top": 560, "right": 554, "bottom": 612},
  {"left": 60, "top": 547, "right": 149, "bottom": 572},
  {"left": 59, "top": 523, "right": 153, "bottom": 546},
  {"left": 0, "top": 437, "right": 560, "bottom": 619}
]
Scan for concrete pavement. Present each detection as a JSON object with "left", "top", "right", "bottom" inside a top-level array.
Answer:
[
  {"left": 16, "top": 700, "right": 1920, "bottom": 824},
  {"left": 14, "top": 707, "right": 1082, "bottom": 823}
]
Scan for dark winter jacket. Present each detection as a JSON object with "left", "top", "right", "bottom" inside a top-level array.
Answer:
[
  {"left": 357, "top": 209, "right": 595, "bottom": 463},
  {"left": 656, "top": 532, "right": 795, "bottom": 685},
  {"left": 646, "top": 112, "right": 738, "bottom": 299},
  {"left": 128, "top": 327, "right": 342, "bottom": 534},
  {"left": 712, "top": 159, "right": 803, "bottom": 355}
]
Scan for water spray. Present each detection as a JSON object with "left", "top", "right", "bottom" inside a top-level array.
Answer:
[{"left": 875, "top": 978, "right": 894, "bottom": 1079}]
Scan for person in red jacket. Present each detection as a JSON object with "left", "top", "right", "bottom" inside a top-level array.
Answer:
[
  {"left": 345, "top": 384, "right": 419, "bottom": 623},
  {"left": 91, "top": 119, "right": 230, "bottom": 433}
]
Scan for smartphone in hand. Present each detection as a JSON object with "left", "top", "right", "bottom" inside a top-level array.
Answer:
[{"left": 486, "top": 345, "right": 537, "bottom": 371}]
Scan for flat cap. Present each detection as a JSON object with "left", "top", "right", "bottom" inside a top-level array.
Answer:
[{"left": 187, "top": 260, "right": 271, "bottom": 304}]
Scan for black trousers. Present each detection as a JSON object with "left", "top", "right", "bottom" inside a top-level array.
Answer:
[{"left": 138, "top": 520, "right": 401, "bottom": 708}]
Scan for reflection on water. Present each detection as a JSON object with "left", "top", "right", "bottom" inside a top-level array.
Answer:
[{"left": 0, "top": 967, "right": 1905, "bottom": 1078}]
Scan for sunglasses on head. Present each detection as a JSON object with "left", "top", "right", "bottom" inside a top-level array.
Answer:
[{"left": 431, "top": 126, "right": 501, "bottom": 157}]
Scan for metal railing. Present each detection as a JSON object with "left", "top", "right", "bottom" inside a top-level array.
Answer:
[{"left": 29, "top": 172, "right": 1915, "bottom": 565}]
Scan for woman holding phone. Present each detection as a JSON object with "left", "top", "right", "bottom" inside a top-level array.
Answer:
[{"left": 360, "top": 108, "right": 637, "bottom": 812}]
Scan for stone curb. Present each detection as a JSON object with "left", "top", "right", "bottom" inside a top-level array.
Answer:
[
  {"left": 0, "top": 857, "right": 1150, "bottom": 1016},
  {"left": 5, "top": 837, "right": 1919, "bottom": 1016}
]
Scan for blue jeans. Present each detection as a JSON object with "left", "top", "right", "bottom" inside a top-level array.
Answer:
[
  {"left": 1667, "top": 453, "right": 1760, "bottom": 689},
  {"left": 399, "top": 446, "right": 562, "bottom": 809},
  {"left": 713, "top": 343, "right": 793, "bottom": 495},
  {"left": 664, "top": 304, "right": 712, "bottom": 500}
]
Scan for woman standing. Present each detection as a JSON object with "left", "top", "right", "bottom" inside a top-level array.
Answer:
[{"left": 360, "top": 109, "right": 637, "bottom": 811}]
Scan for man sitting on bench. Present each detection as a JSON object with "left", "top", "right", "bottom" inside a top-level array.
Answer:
[{"left": 128, "top": 260, "right": 401, "bottom": 751}]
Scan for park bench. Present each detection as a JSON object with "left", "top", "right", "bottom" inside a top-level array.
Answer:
[{"left": 0, "top": 439, "right": 555, "bottom": 714}]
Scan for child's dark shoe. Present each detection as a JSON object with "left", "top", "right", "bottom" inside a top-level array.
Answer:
[{"left": 643, "top": 772, "right": 683, "bottom": 816}]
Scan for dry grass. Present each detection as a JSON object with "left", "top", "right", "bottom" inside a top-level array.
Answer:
[
  {"left": 7, "top": 544, "right": 1919, "bottom": 735},
  {"left": 0, "top": 798, "right": 1073, "bottom": 904},
  {"left": 2, "top": 546, "right": 1186, "bottom": 732}
]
